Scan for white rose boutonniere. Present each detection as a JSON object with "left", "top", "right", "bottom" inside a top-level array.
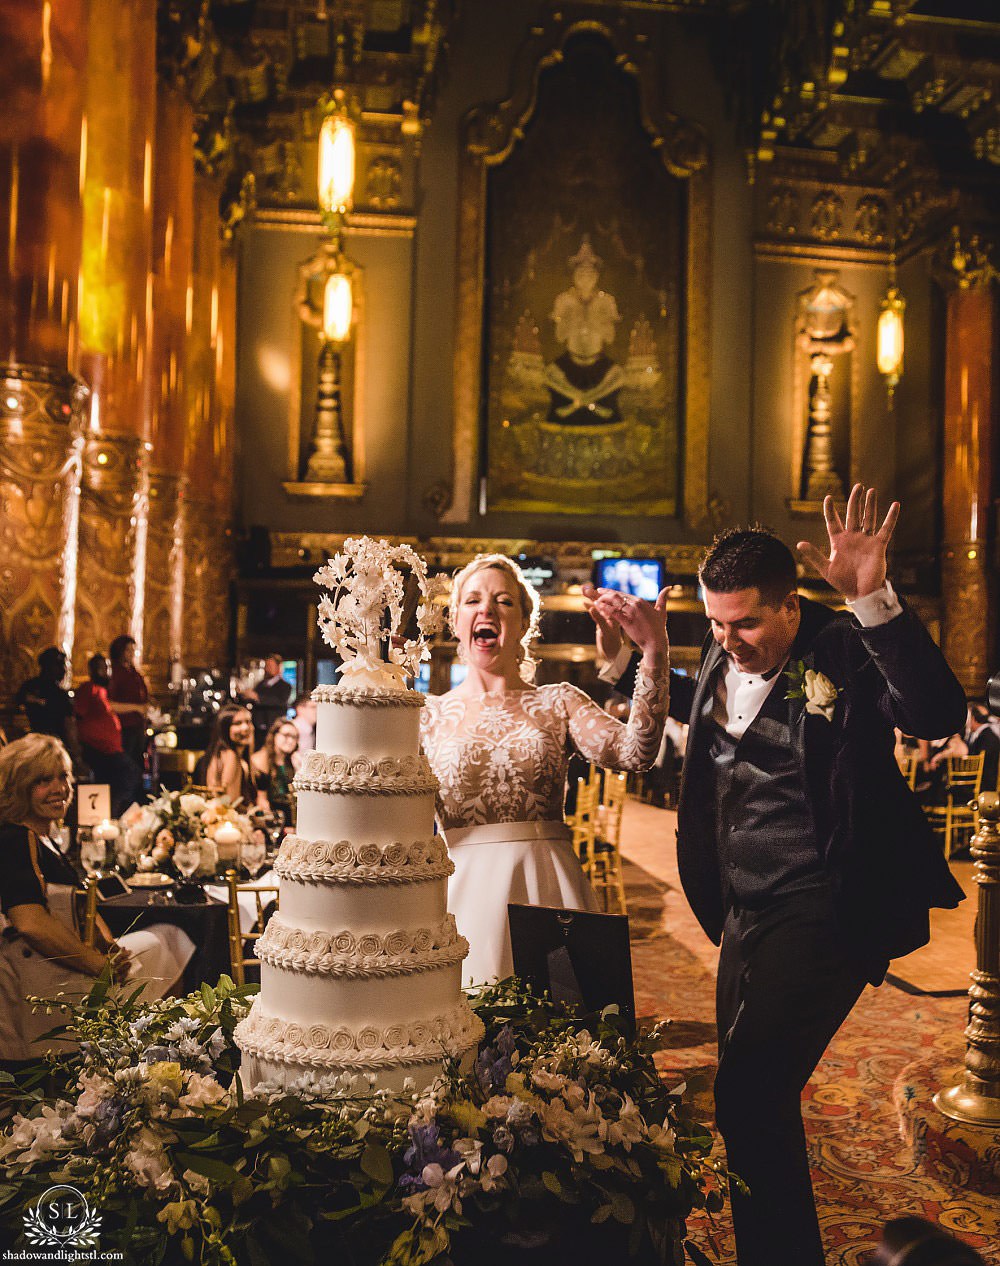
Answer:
[{"left": 785, "top": 660, "right": 840, "bottom": 722}]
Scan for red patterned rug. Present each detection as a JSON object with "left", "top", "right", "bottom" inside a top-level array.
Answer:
[{"left": 621, "top": 803, "right": 1000, "bottom": 1265}]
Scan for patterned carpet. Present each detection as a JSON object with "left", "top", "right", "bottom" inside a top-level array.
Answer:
[{"left": 620, "top": 801, "right": 1000, "bottom": 1265}]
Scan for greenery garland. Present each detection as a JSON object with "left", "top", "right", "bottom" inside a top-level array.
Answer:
[{"left": 0, "top": 975, "right": 730, "bottom": 1265}]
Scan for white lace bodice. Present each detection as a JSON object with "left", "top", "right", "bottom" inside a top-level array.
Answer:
[{"left": 419, "top": 664, "right": 667, "bottom": 830}]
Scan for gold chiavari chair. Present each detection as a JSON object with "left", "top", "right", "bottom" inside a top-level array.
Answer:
[
  {"left": 897, "top": 753, "right": 919, "bottom": 792},
  {"left": 590, "top": 770, "right": 628, "bottom": 914},
  {"left": 225, "top": 869, "right": 280, "bottom": 986},
  {"left": 567, "top": 765, "right": 600, "bottom": 876},
  {"left": 77, "top": 877, "right": 99, "bottom": 948},
  {"left": 925, "top": 753, "right": 985, "bottom": 859}
]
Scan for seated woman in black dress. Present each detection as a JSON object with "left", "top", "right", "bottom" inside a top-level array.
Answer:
[
  {"left": 0, "top": 734, "right": 193, "bottom": 1062},
  {"left": 193, "top": 705, "right": 259, "bottom": 808},
  {"left": 249, "top": 718, "right": 300, "bottom": 824}
]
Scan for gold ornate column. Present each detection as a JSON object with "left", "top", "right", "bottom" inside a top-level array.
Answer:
[
  {"left": 203, "top": 243, "right": 238, "bottom": 665},
  {"left": 73, "top": 0, "right": 156, "bottom": 670},
  {"left": 143, "top": 85, "right": 193, "bottom": 697},
  {"left": 181, "top": 173, "right": 225, "bottom": 675},
  {"left": 938, "top": 231, "right": 997, "bottom": 696},
  {"left": 0, "top": 1, "right": 90, "bottom": 707}
]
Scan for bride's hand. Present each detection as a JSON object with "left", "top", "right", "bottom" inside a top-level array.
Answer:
[{"left": 582, "top": 583, "right": 622, "bottom": 663}]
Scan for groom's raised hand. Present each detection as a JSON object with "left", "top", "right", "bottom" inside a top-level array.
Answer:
[{"left": 797, "top": 483, "right": 900, "bottom": 600}]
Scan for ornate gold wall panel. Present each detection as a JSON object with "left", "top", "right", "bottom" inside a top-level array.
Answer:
[
  {"left": 0, "top": 366, "right": 88, "bottom": 711},
  {"left": 142, "top": 471, "right": 185, "bottom": 697},
  {"left": 73, "top": 433, "right": 142, "bottom": 672},
  {"left": 269, "top": 531, "right": 709, "bottom": 576},
  {"left": 447, "top": 16, "right": 711, "bottom": 528}
]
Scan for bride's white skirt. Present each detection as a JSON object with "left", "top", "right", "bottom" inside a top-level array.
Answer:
[{"left": 443, "top": 820, "right": 599, "bottom": 987}]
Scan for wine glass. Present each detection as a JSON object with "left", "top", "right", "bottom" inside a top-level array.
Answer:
[
  {"left": 79, "top": 830, "right": 107, "bottom": 877},
  {"left": 242, "top": 831, "right": 268, "bottom": 879},
  {"left": 173, "top": 841, "right": 201, "bottom": 882}
]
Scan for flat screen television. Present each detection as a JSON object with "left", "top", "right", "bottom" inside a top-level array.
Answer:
[{"left": 593, "top": 557, "right": 664, "bottom": 602}]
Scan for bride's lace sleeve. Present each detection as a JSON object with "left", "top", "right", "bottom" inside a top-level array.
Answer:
[{"left": 559, "top": 662, "right": 668, "bottom": 771}]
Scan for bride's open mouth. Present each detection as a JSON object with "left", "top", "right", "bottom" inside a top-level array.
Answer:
[{"left": 472, "top": 623, "right": 499, "bottom": 650}]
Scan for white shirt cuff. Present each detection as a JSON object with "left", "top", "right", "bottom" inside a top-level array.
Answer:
[
  {"left": 598, "top": 644, "right": 635, "bottom": 685},
  {"left": 845, "top": 580, "right": 902, "bottom": 627}
]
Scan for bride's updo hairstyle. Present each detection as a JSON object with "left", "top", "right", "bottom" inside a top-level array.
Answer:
[{"left": 448, "top": 553, "right": 542, "bottom": 683}]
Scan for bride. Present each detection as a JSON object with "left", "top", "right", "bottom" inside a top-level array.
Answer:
[{"left": 420, "top": 553, "right": 669, "bottom": 985}]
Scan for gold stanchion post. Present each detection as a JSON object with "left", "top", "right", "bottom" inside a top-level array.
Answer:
[{"left": 934, "top": 791, "right": 1000, "bottom": 1125}]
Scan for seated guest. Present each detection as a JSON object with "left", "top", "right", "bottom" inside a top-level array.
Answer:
[
  {"left": 193, "top": 705, "right": 257, "bottom": 807},
  {"left": 108, "top": 634, "right": 150, "bottom": 773},
  {"left": 14, "top": 646, "right": 89, "bottom": 777},
  {"left": 0, "top": 735, "right": 194, "bottom": 1063},
  {"left": 74, "top": 654, "right": 143, "bottom": 817},
  {"left": 250, "top": 718, "right": 300, "bottom": 823},
  {"left": 964, "top": 702, "right": 999, "bottom": 791},
  {"left": 240, "top": 654, "right": 292, "bottom": 747}
]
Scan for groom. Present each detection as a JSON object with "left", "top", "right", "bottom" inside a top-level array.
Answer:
[{"left": 587, "top": 485, "right": 966, "bottom": 1266}]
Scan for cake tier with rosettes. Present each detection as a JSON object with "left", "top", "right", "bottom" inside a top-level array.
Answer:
[
  {"left": 236, "top": 998, "right": 484, "bottom": 1093},
  {"left": 235, "top": 687, "right": 483, "bottom": 1093},
  {"left": 276, "top": 855, "right": 450, "bottom": 937}
]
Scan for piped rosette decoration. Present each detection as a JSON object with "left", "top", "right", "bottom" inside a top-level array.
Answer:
[
  {"left": 313, "top": 536, "right": 447, "bottom": 691},
  {"left": 117, "top": 790, "right": 253, "bottom": 880}
]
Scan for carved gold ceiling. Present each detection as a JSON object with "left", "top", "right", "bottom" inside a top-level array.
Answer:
[{"left": 162, "top": 1, "right": 1000, "bottom": 241}]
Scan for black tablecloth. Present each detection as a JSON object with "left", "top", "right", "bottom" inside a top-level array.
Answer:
[{"left": 100, "top": 891, "right": 230, "bottom": 992}]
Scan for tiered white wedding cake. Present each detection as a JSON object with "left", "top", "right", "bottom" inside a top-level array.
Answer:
[{"left": 235, "top": 539, "right": 484, "bottom": 1091}]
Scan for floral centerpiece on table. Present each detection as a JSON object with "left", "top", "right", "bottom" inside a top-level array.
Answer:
[
  {"left": 117, "top": 789, "right": 253, "bottom": 879},
  {"left": 314, "top": 537, "right": 447, "bottom": 689},
  {"left": 0, "top": 979, "right": 730, "bottom": 1266}
]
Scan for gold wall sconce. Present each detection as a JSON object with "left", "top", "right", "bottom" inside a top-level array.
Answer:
[
  {"left": 876, "top": 262, "right": 905, "bottom": 405},
  {"left": 284, "top": 90, "right": 366, "bottom": 500}
]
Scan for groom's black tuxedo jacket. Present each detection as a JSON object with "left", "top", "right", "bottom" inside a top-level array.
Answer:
[{"left": 657, "top": 595, "right": 966, "bottom": 980}]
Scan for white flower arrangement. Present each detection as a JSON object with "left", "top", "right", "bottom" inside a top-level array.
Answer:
[
  {"left": 314, "top": 537, "right": 447, "bottom": 689},
  {"left": 0, "top": 981, "right": 728, "bottom": 1265},
  {"left": 117, "top": 789, "right": 252, "bottom": 878}
]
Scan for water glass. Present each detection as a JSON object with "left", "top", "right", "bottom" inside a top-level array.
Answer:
[
  {"left": 80, "top": 832, "right": 107, "bottom": 876},
  {"left": 242, "top": 832, "right": 268, "bottom": 878},
  {"left": 173, "top": 842, "right": 201, "bottom": 881}
]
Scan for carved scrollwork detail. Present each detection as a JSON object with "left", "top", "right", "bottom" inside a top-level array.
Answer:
[
  {"left": 766, "top": 185, "right": 799, "bottom": 235},
  {"left": 935, "top": 226, "right": 998, "bottom": 292},
  {"left": 0, "top": 365, "right": 87, "bottom": 703},
  {"left": 854, "top": 195, "right": 887, "bottom": 244},
  {"left": 810, "top": 191, "right": 844, "bottom": 240},
  {"left": 365, "top": 156, "right": 402, "bottom": 209}
]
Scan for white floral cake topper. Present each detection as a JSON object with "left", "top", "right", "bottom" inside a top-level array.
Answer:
[{"left": 314, "top": 537, "right": 446, "bottom": 688}]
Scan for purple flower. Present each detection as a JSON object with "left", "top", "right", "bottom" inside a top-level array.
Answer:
[
  {"left": 476, "top": 1048, "right": 512, "bottom": 1094},
  {"left": 141, "top": 1044, "right": 178, "bottom": 1064},
  {"left": 399, "top": 1121, "right": 462, "bottom": 1190},
  {"left": 92, "top": 1095, "right": 129, "bottom": 1145},
  {"left": 495, "top": 1025, "right": 516, "bottom": 1057}
]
